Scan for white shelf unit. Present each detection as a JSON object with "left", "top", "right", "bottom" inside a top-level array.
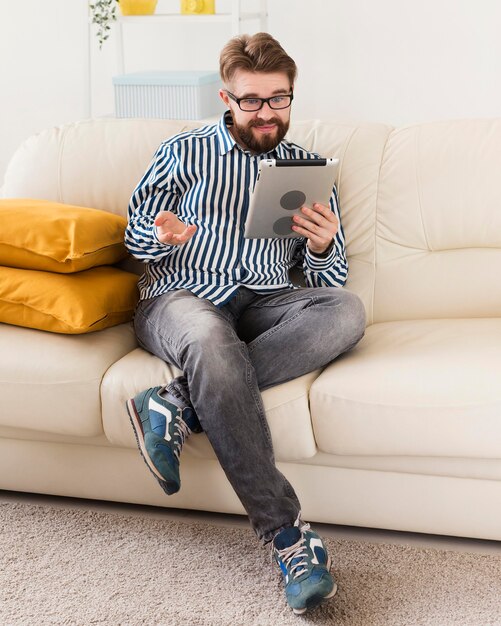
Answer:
[{"left": 115, "top": 1, "right": 268, "bottom": 75}]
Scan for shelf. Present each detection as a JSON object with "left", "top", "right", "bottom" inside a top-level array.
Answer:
[{"left": 117, "top": 12, "right": 264, "bottom": 24}]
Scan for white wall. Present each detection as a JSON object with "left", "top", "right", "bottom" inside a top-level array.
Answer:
[
  {"left": 1, "top": 0, "right": 501, "bottom": 185},
  {"left": 0, "top": 0, "right": 89, "bottom": 186}
]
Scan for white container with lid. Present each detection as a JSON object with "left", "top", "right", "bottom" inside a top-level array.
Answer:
[{"left": 112, "top": 70, "right": 224, "bottom": 119}]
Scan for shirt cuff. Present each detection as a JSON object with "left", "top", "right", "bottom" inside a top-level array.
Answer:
[
  {"left": 152, "top": 224, "right": 160, "bottom": 243},
  {"left": 305, "top": 240, "right": 337, "bottom": 271}
]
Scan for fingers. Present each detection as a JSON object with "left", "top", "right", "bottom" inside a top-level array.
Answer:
[
  {"left": 154, "top": 211, "right": 172, "bottom": 227},
  {"left": 157, "top": 224, "right": 197, "bottom": 246},
  {"left": 154, "top": 211, "right": 197, "bottom": 246},
  {"left": 291, "top": 203, "right": 338, "bottom": 254},
  {"left": 292, "top": 225, "right": 331, "bottom": 253},
  {"left": 301, "top": 203, "right": 337, "bottom": 226},
  {"left": 292, "top": 204, "right": 338, "bottom": 236}
]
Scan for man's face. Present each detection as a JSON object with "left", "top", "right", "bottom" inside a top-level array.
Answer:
[{"left": 219, "top": 70, "right": 293, "bottom": 154}]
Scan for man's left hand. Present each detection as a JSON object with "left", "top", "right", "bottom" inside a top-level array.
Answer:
[{"left": 291, "top": 203, "right": 339, "bottom": 255}]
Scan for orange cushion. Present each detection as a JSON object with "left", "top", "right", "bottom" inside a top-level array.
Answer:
[
  {"left": 0, "top": 265, "right": 139, "bottom": 334},
  {"left": 0, "top": 198, "right": 128, "bottom": 272}
]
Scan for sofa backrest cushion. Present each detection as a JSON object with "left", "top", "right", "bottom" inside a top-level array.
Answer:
[
  {"left": 287, "top": 120, "right": 392, "bottom": 322},
  {"left": 374, "top": 119, "right": 501, "bottom": 321},
  {"left": 0, "top": 119, "right": 199, "bottom": 218}
]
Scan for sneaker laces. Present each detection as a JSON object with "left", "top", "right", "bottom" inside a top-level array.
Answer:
[
  {"left": 276, "top": 537, "right": 309, "bottom": 579},
  {"left": 172, "top": 410, "right": 193, "bottom": 461},
  {"left": 274, "top": 515, "right": 312, "bottom": 580}
]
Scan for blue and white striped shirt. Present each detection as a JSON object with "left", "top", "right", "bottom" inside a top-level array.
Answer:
[{"left": 125, "top": 112, "right": 348, "bottom": 307}]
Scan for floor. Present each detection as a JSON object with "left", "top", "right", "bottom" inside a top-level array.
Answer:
[{"left": 2, "top": 489, "right": 500, "bottom": 556}]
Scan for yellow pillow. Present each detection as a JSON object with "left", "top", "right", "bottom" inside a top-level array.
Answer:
[
  {"left": 0, "top": 198, "right": 128, "bottom": 272},
  {"left": 0, "top": 266, "right": 139, "bottom": 334}
]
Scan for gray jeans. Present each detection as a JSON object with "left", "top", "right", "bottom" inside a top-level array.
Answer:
[{"left": 133, "top": 286, "right": 366, "bottom": 543}]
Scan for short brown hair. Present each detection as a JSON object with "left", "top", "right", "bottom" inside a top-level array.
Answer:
[{"left": 219, "top": 32, "right": 297, "bottom": 87}]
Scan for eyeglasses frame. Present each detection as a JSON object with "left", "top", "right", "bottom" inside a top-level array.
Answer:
[{"left": 225, "top": 90, "right": 294, "bottom": 112}]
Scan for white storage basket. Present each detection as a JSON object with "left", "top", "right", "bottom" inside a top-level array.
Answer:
[{"left": 112, "top": 70, "right": 224, "bottom": 119}]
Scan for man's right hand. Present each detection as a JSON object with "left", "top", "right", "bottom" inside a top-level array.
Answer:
[{"left": 154, "top": 211, "right": 197, "bottom": 246}]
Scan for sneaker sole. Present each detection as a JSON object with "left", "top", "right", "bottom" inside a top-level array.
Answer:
[{"left": 126, "top": 398, "right": 171, "bottom": 484}]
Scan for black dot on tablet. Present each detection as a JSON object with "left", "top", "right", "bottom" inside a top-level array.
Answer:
[
  {"left": 280, "top": 190, "right": 306, "bottom": 210},
  {"left": 273, "top": 216, "right": 295, "bottom": 236}
]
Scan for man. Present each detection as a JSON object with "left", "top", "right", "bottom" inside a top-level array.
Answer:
[{"left": 124, "top": 32, "right": 366, "bottom": 615}]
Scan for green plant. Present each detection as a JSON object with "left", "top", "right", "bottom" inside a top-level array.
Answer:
[{"left": 89, "top": 0, "right": 117, "bottom": 49}]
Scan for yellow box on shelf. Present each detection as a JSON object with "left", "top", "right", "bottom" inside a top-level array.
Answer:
[
  {"left": 180, "top": 0, "right": 215, "bottom": 15},
  {"left": 119, "top": 0, "right": 158, "bottom": 15}
]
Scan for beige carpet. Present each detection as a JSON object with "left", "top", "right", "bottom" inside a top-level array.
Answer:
[{"left": 1, "top": 501, "right": 501, "bottom": 626}]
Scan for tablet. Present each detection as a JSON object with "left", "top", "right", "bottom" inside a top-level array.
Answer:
[{"left": 244, "top": 157, "right": 340, "bottom": 239}]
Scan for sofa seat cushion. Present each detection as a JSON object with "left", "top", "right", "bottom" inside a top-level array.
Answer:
[
  {"left": 101, "top": 348, "right": 318, "bottom": 461},
  {"left": 0, "top": 323, "right": 137, "bottom": 437},
  {"left": 310, "top": 318, "right": 501, "bottom": 457}
]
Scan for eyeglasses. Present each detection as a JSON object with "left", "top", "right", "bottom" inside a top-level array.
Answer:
[{"left": 225, "top": 91, "right": 294, "bottom": 112}]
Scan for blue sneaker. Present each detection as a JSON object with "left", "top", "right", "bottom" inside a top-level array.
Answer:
[
  {"left": 126, "top": 386, "right": 200, "bottom": 495},
  {"left": 273, "top": 520, "right": 337, "bottom": 614}
]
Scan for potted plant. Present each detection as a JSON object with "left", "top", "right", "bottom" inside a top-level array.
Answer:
[
  {"left": 89, "top": 0, "right": 117, "bottom": 49},
  {"left": 89, "top": 0, "right": 158, "bottom": 48}
]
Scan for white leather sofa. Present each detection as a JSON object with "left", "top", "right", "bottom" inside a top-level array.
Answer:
[{"left": 1, "top": 117, "right": 501, "bottom": 541}]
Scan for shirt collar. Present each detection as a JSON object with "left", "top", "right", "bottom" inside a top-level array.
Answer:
[
  {"left": 216, "top": 111, "right": 237, "bottom": 156},
  {"left": 216, "top": 111, "right": 292, "bottom": 160}
]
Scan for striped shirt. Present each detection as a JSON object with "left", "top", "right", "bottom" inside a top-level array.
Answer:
[{"left": 125, "top": 112, "right": 348, "bottom": 307}]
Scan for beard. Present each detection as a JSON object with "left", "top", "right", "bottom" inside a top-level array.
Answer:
[{"left": 231, "top": 114, "right": 290, "bottom": 154}]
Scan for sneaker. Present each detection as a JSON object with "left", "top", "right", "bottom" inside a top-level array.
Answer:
[
  {"left": 273, "top": 520, "right": 337, "bottom": 615},
  {"left": 126, "top": 386, "right": 200, "bottom": 495}
]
